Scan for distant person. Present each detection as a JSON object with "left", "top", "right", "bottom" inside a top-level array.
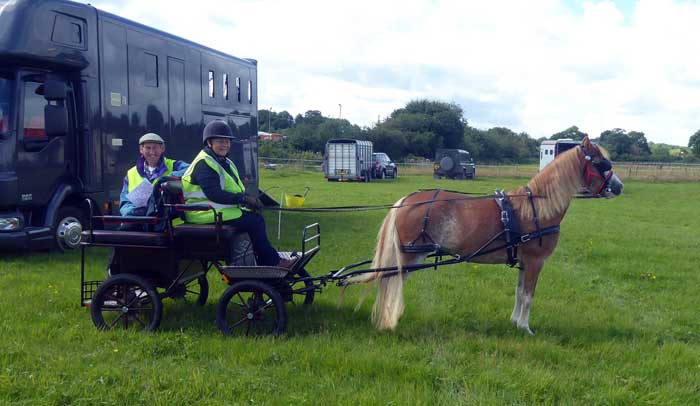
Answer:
[
  {"left": 119, "top": 133, "right": 190, "bottom": 216},
  {"left": 181, "top": 120, "right": 296, "bottom": 268}
]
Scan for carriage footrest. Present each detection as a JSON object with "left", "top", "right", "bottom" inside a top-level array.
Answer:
[
  {"left": 401, "top": 244, "right": 441, "bottom": 253},
  {"left": 219, "top": 266, "right": 290, "bottom": 280},
  {"left": 81, "top": 280, "right": 101, "bottom": 306}
]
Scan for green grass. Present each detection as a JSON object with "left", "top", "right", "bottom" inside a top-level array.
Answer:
[{"left": 1, "top": 171, "right": 700, "bottom": 404}]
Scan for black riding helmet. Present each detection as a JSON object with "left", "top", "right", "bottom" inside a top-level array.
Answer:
[{"left": 202, "top": 120, "right": 236, "bottom": 144}]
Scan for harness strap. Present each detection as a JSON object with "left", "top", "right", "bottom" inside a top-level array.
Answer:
[
  {"left": 404, "top": 190, "right": 442, "bottom": 252},
  {"left": 495, "top": 189, "right": 520, "bottom": 266},
  {"left": 524, "top": 186, "right": 542, "bottom": 247}
]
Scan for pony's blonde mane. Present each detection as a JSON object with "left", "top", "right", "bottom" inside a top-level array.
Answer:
[{"left": 512, "top": 146, "right": 583, "bottom": 221}]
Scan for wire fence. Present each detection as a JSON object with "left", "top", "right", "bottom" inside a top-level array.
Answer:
[{"left": 259, "top": 157, "right": 700, "bottom": 181}]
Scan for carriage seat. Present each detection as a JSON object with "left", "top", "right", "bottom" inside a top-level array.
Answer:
[
  {"left": 173, "top": 224, "right": 238, "bottom": 240},
  {"left": 81, "top": 230, "right": 169, "bottom": 247}
]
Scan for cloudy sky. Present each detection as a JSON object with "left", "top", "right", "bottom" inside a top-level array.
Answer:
[{"left": 80, "top": 0, "right": 700, "bottom": 146}]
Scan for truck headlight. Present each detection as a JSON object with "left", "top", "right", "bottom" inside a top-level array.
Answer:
[{"left": 0, "top": 217, "right": 21, "bottom": 231}]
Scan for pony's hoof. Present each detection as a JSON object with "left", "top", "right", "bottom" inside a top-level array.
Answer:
[{"left": 518, "top": 324, "right": 535, "bottom": 336}]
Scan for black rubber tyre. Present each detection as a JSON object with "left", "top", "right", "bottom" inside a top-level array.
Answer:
[
  {"left": 172, "top": 275, "right": 209, "bottom": 306},
  {"left": 291, "top": 268, "right": 315, "bottom": 306},
  {"left": 90, "top": 274, "right": 162, "bottom": 332},
  {"left": 216, "top": 280, "right": 287, "bottom": 336},
  {"left": 52, "top": 206, "right": 86, "bottom": 252}
]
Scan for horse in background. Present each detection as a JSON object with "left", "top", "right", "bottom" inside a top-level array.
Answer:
[{"left": 347, "top": 136, "right": 623, "bottom": 334}]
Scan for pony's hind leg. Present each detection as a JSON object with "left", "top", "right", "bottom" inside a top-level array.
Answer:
[
  {"left": 514, "top": 258, "right": 544, "bottom": 335},
  {"left": 510, "top": 265, "right": 525, "bottom": 325}
]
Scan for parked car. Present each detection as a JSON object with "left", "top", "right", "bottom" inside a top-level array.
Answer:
[
  {"left": 433, "top": 149, "right": 476, "bottom": 180},
  {"left": 372, "top": 152, "right": 398, "bottom": 179}
]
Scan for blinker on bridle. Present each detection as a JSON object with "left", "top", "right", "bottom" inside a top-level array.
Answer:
[{"left": 579, "top": 145, "right": 614, "bottom": 196}]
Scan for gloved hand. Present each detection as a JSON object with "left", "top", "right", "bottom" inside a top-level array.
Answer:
[{"left": 242, "top": 194, "right": 264, "bottom": 210}]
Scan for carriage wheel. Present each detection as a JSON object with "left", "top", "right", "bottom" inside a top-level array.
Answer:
[
  {"left": 172, "top": 275, "right": 209, "bottom": 306},
  {"left": 290, "top": 268, "right": 315, "bottom": 306},
  {"left": 216, "top": 280, "right": 287, "bottom": 336},
  {"left": 90, "top": 274, "right": 162, "bottom": 332}
]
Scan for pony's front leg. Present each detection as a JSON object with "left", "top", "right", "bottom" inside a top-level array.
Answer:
[
  {"left": 510, "top": 266, "right": 525, "bottom": 325},
  {"left": 515, "top": 258, "right": 544, "bottom": 335}
]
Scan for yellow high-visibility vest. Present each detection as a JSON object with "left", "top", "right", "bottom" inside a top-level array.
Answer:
[{"left": 181, "top": 150, "right": 245, "bottom": 223}]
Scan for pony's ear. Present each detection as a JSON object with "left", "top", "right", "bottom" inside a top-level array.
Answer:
[{"left": 581, "top": 135, "right": 592, "bottom": 149}]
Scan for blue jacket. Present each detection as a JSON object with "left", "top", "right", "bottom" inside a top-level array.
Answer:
[{"left": 119, "top": 156, "right": 189, "bottom": 216}]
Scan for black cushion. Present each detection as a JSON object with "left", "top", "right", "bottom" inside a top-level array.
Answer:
[{"left": 81, "top": 230, "right": 168, "bottom": 246}]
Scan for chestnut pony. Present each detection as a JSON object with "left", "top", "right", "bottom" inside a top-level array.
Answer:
[{"left": 348, "top": 136, "right": 623, "bottom": 334}]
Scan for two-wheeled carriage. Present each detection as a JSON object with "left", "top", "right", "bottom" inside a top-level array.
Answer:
[{"left": 80, "top": 178, "right": 320, "bottom": 336}]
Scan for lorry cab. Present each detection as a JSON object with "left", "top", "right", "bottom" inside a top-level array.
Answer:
[{"left": 0, "top": 0, "right": 259, "bottom": 251}]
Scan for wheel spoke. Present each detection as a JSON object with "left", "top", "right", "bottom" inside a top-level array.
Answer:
[
  {"left": 132, "top": 314, "right": 147, "bottom": 328},
  {"left": 230, "top": 316, "right": 249, "bottom": 329},
  {"left": 185, "top": 289, "right": 200, "bottom": 295},
  {"left": 236, "top": 293, "right": 251, "bottom": 311},
  {"left": 128, "top": 306, "right": 153, "bottom": 312},
  {"left": 108, "top": 312, "right": 126, "bottom": 329}
]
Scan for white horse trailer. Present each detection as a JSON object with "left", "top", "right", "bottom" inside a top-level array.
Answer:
[
  {"left": 324, "top": 139, "right": 373, "bottom": 182},
  {"left": 539, "top": 139, "right": 580, "bottom": 171}
]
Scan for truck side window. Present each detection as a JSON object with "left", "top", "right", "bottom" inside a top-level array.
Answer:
[{"left": 22, "top": 81, "right": 48, "bottom": 143}]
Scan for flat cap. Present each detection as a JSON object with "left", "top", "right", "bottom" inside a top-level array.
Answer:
[{"left": 139, "top": 133, "right": 164, "bottom": 145}]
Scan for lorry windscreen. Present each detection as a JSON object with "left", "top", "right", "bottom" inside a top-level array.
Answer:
[{"left": 0, "top": 73, "right": 13, "bottom": 138}]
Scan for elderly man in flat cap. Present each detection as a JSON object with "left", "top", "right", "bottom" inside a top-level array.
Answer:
[{"left": 119, "top": 132, "right": 190, "bottom": 216}]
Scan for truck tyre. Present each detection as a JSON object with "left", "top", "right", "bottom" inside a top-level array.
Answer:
[{"left": 53, "top": 206, "right": 86, "bottom": 252}]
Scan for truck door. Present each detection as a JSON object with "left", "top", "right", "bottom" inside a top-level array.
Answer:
[{"left": 16, "top": 75, "right": 75, "bottom": 207}]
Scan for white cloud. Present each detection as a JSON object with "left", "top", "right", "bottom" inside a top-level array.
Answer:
[{"left": 81, "top": 0, "right": 700, "bottom": 146}]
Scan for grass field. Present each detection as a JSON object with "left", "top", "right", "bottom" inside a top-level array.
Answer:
[{"left": 1, "top": 171, "right": 700, "bottom": 405}]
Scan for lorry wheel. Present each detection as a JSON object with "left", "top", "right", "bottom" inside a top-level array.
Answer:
[{"left": 53, "top": 206, "right": 86, "bottom": 252}]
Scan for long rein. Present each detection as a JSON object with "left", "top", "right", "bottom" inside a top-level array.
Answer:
[{"left": 259, "top": 191, "right": 547, "bottom": 213}]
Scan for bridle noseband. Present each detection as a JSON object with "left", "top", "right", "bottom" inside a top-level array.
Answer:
[{"left": 579, "top": 145, "right": 614, "bottom": 197}]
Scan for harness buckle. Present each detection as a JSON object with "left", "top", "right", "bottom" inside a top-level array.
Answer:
[
  {"left": 500, "top": 210, "right": 509, "bottom": 225},
  {"left": 520, "top": 234, "right": 532, "bottom": 243}
]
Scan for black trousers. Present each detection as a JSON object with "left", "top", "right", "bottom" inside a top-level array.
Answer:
[{"left": 223, "top": 211, "right": 280, "bottom": 266}]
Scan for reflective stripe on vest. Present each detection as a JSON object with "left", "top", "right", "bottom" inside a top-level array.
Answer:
[
  {"left": 126, "top": 158, "right": 176, "bottom": 192},
  {"left": 181, "top": 150, "right": 245, "bottom": 224}
]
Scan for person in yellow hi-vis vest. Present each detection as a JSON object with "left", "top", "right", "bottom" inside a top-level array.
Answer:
[
  {"left": 119, "top": 133, "right": 190, "bottom": 216},
  {"left": 181, "top": 120, "right": 296, "bottom": 268}
]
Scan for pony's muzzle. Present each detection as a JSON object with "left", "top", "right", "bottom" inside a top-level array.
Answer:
[{"left": 604, "top": 174, "right": 623, "bottom": 198}]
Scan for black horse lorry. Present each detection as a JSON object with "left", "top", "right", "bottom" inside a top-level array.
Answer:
[{"left": 0, "top": 0, "right": 260, "bottom": 251}]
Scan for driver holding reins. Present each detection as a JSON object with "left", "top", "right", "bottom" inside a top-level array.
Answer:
[{"left": 181, "top": 120, "right": 296, "bottom": 269}]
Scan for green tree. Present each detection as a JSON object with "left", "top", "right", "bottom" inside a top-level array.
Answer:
[
  {"left": 599, "top": 128, "right": 632, "bottom": 158},
  {"left": 550, "top": 125, "right": 587, "bottom": 141},
  {"left": 689, "top": 130, "right": 700, "bottom": 157},
  {"left": 628, "top": 131, "right": 651, "bottom": 156},
  {"left": 370, "top": 99, "right": 465, "bottom": 159}
]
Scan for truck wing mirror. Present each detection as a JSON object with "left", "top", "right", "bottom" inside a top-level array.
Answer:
[
  {"left": 45, "top": 104, "right": 68, "bottom": 137},
  {"left": 43, "top": 80, "right": 67, "bottom": 101}
]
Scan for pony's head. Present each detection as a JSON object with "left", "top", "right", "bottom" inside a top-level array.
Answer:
[{"left": 580, "top": 136, "right": 623, "bottom": 198}]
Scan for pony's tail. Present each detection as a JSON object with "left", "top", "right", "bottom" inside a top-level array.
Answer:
[
  {"left": 342, "top": 197, "right": 406, "bottom": 330},
  {"left": 370, "top": 210, "right": 405, "bottom": 330},
  {"left": 343, "top": 197, "right": 404, "bottom": 286}
]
